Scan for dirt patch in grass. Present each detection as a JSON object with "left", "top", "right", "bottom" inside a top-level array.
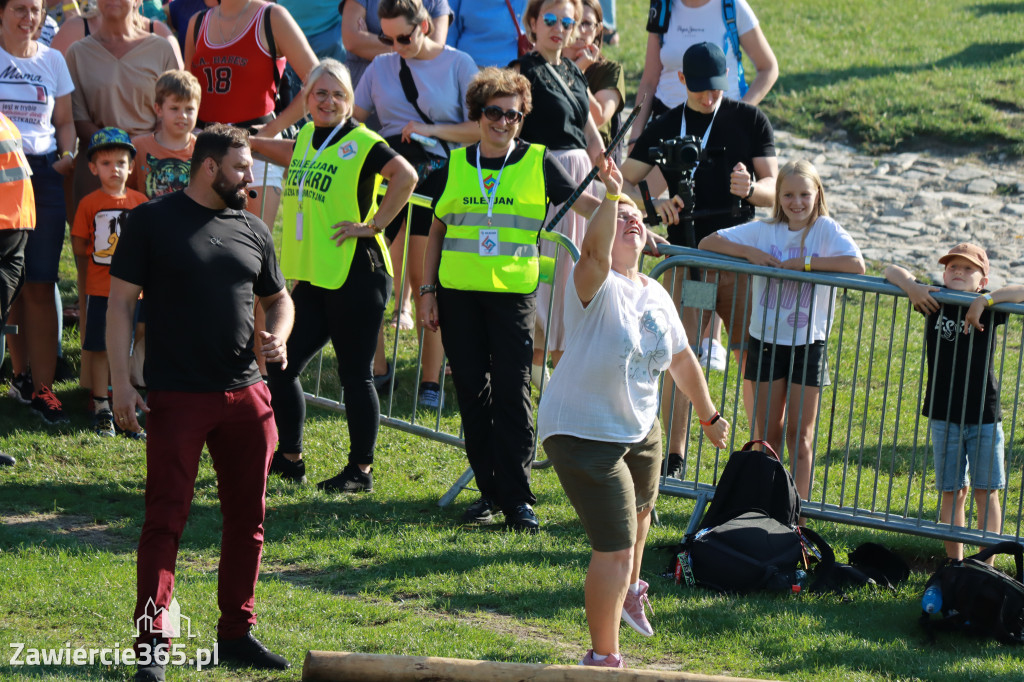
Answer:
[{"left": 2, "top": 512, "right": 118, "bottom": 549}]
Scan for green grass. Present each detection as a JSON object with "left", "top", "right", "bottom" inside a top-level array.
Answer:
[
  {"left": 605, "top": 0, "right": 1024, "bottom": 156},
  {"left": 6, "top": 5, "right": 1024, "bottom": 677},
  {"left": 4, "top": 237, "right": 1024, "bottom": 681}
]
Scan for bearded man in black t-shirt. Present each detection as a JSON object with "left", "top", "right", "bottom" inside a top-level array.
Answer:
[
  {"left": 621, "top": 42, "right": 778, "bottom": 472},
  {"left": 107, "top": 125, "right": 296, "bottom": 682}
]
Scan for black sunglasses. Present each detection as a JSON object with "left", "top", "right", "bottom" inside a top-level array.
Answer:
[
  {"left": 378, "top": 24, "right": 419, "bottom": 46},
  {"left": 482, "top": 105, "right": 524, "bottom": 124}
]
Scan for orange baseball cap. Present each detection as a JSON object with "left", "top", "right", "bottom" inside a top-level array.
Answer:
[{"left": 938, "top": 243, "right": 989, "bottom": 277}]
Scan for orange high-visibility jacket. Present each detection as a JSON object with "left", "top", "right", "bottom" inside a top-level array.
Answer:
[{"left": 0, "top": 113, "right": 35, "bottom": 231}]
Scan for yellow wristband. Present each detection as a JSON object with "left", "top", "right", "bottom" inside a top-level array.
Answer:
[
  {"left": 804, "top": 255, "right": 812, "bottom": 272},
  {"left": 59, "top": 150, "right": 72, "bottom": 160},
  {"left": 61, "top": 1, "right": 79, "bottom": 12},
  {"left": 605, "top": 192, "right": 621, "bottom": 202},
  {"left": 984, "top": 293, "right": 995, "bottom": 307}
]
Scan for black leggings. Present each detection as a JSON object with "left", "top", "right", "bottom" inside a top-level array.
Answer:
[{"left": 267, "top": 252, "right": 391, "bottom": 465}]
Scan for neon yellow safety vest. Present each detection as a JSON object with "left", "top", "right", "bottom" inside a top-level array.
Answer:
[
  {"left": 280, "top": 121, "right": 393, "bottom": 289},
  {"left": 435, "top": 144, "right": 548, "bottom": 294}
]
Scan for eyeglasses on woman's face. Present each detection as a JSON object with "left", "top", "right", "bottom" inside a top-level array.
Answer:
[
  {"left": 312, "top": 89, "right": 346, "bottom": 103},
  {"left": 482, "top": 105, "right": 524, "bottom": 124},
  {"left": 378, "top": 23, "right": 419, "bottom": 46},
  {"left": 542, "top": 13, "right": 575, "bottom": 30}
]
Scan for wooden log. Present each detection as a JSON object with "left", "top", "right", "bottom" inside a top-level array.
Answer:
[{"left": 302, "top": 651, "right": 777, "bottom": 682}]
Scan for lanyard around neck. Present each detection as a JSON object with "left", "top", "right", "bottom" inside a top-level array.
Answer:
[
  {"left": 680, "top": 102, "right": 720, "bottom": 169},
  {"left": 298, "top": 121, "right": 345, "bottom": 203},
  {"left": 476, "top": 142, "right": 515, "bottom": 224}
]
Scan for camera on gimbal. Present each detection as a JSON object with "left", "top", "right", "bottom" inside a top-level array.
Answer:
[
  {"left": 638, "top": 134, "right": 748, "bottom": 251},
  {"left": 647, "top": 135, "right": 703, "bottom": 173}
]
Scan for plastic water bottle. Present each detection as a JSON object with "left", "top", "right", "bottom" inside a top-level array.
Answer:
[
  {"left": 791, "top": 569, "right": 808, "bottom": 594},
  {"left": 921, "top": 585, "right": 943, "bottom": 614}
]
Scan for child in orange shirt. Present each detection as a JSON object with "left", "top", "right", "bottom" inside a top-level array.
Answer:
[
  {"left": 130, "top": 69, "right": 200, "bottom": 198},
  {"left": 71, "top": 128, "right": 147, "bottom": 437}
]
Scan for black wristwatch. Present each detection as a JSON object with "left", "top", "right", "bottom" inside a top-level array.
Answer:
[
  {"left": 419, "top": 284, "right": 437, "bottom": 296},
  {"left": 746, "top": 184, "right": 756, "bottom": 200}
]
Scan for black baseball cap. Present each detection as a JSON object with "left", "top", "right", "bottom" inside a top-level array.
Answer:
[{"left": 682, "top": 42, "right": 729, "bottom": 92}]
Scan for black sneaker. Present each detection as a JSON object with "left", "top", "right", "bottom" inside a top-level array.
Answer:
[
  {"left": 8, "top": 372, "right": 31, "bottom": 404},
  {"left": 133, "top": 661, "right": 165, "bottom": 682},
  {"left": 316, "top": 463, "right": 373, "bottom": 493},
  {"left": 505, "top": 503, "right": 540, "bottom": 534},
  {"left": 216, "top": 631, "right": 290, "bottom": 670},
  {"left": 134, "top": 637, "right": 166, "bottom": 681},
  {"left": 373, "top": 360, "right": 397, "bottom": 394},
  {"left": 665, "top": 452, "right": 684, "bottom": 479},
  {"left": 0, "top": 452, "right": 14, "bottom": 466},
  {"left": 94, "top": 409, "right": 116, "bottom": 437},
  {"left": 462, "top": 496, "right": 500, "bottom": 524},
  {"left": 269, "top": 451, "right": 307, "bottom": 484},
  {"left": 31, "top": 385, "right": 68, "bottom": 424}
]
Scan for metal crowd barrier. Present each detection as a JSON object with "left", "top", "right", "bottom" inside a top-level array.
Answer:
[
  {"left": 650, "top": 246, "right": 1024, "bottom": 548},
  {"left": 299, "top": 190, "right": 580, "bottom": 507}
]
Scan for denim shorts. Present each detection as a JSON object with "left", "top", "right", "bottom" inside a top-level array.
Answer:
[
  {"left": 931, "top": 419, "right": 1006, "bottom": 491},
  {"left": 24, "top": 153, "right": 67, "bottom": 283}
]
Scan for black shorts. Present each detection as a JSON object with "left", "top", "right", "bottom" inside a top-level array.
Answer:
[
  {"left": 83, "top": 295, "right": 108, "bottom": 352},
  {"left": 743, "top": 337, "right": 830, "bottom": 388}
]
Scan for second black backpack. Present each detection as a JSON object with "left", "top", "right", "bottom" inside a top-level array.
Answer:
[{"left": 920, "top": 541, "right": 1024, "bottom": 644}]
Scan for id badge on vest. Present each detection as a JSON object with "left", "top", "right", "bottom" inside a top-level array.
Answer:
[
  {"left": 479, "top": 228, "right": 499, "bottom": 257},
  {"left": 296, "top": 212, "right": 304, "bottom": 241}
]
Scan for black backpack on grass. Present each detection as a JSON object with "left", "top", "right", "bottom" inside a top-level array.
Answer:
[
  {"left": 699, "top": 440, "right": 801, "bottom": 530},
  {"left": 671, "top": 441, "right": 826, "bottom": 594},
  {"left": 919, "top": 541, "right": 1024, "bottom": 644},
  {"left": 680, "top": 511, "right": 829, "bottom": 594}
]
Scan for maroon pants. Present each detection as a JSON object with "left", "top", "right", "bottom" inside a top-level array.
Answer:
[{"left": 134, "top": 382, "right": 276, "bottom": 642}]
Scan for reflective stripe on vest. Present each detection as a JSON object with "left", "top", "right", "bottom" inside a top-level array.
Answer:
[
  {"left": 441, "top": 238, "right": 539, "bottom": 258},
  {"left": 0, "top": 114, "right": 35, "bottom": 231},
  {"left": 280, "top": 121, "right": 393, "bottom": 289},
  {"left": 435, "top": 144, "right": 548, "bottom": 294}
]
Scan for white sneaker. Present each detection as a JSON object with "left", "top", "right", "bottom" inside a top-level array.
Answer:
[
  {"left": 531, "top": 363, "right": 549, "bottom": 390},
  {"left": 697, "top": 339, "right": 727, "bottom": 371},
  {"left": 708, "top": 339, "right": 727, "bottom": 371}
]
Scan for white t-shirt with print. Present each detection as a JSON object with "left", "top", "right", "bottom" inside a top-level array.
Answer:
[
  {"left": 656, "top": 0, "right": 758, "bottom": 105},
  {"left": 538, "top": 268, "right": 688, "bottom": 444},
  {"left": 715, "top": 216, "right": 862, "bottom": 346},
  {"left": 0, "top": 42, "right": 73, "bottom": 155}
]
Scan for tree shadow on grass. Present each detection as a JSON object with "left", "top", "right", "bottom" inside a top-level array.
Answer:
[
  {"left": 970, "top": 2, "right": 1024, "bottom": 17},
  {"left": 780, "top": 42, "right": 1024, "bottom": 94}
]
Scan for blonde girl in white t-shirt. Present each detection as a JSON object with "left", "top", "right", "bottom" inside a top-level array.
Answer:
[{"left": 699, "top": 159, "right": 864, "bottom": 507}]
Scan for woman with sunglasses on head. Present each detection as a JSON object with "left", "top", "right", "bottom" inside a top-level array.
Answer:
[
  {"left": 420, "top": 67, "right": 608, "bottom": 533},
  {"left": 562, "top": 0, "right": 623, "bottom": 161},
  {"left": 352, "top": 0, "right": 478, "bottom": 412},
  {"left": 512, "top": 0, "right": 603, "bottom": 384},
  {"left": 251, "top": 58, "right": 417, "bottom": 493}
]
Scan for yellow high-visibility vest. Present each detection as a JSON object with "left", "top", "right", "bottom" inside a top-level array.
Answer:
[
  {"left": 281, "top": 121, "right": 393, "bottom": 289},
  {"left": 436, "top": 144, "right": 548, "bottom": 294}
]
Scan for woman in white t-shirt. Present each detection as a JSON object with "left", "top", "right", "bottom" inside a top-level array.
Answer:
[
  {"left": 538, "top": 155, "right": 728, "bottom": 669},
  {"left": 0, "top": 0, "right": 75, "bottom": 422},
  {"left": 699, "top": 159, "right": 865, "bottom": 507}
]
